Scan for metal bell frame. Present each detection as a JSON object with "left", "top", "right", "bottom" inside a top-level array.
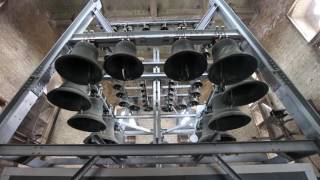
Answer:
[{"left": 0, "top": 0, "right": 320, "bottom": 179}]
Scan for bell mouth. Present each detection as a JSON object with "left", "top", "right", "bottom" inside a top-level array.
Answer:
[
  {"left": 199, "top": 133, "right": 236, "bottom": 142},
  {"left": 208, "top": 53, "right": 258, "bottom": 85},
  {"left": 47, "top": 87, "right": 91, "bottom": 111},
  {"left": 55, "top": 54, "right": 103, "bottom": 85},
  {"left": 104, "top": 54, "right": 144, "bottom": 81},
  {"left": 119, "top": 101, "right": 130, "bottom": 107},
  {"left": 176, "top": 104, "right": 187, "bottom": 110},
  {"left": 129, "top": 104, "right": 140, "bottom": 111},
  {"left": 161, "top": 106, "right": 173, "bottom": 112},
  {"left": 116, "top": 92, "right": 125, "bottom": 98},
  {"left": 164, "top": 51, "right": 207, "bottom": 81},
  {"left": 102, "top": 139, "right": 118, "bottom": 144},
  {"left": 219, "top": 134, "right": 237, "bottom": 142},
  {"left": 208, "top": 110, "right": 251, "bottom": 131},
  {"left": 223, "top": 80, "right": 269, "bottom": 106},
  {"left": 143, "top": 106, "right": 153, "bottom": 112},
  {"left": 68, "top": 114, "right": 106, "bottom": 132}
]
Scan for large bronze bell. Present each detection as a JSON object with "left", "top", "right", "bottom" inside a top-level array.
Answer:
[
  {"left": 47, "top": 81, "right": 91, "bottom": 111},
  {"left": 115, "top": 131, "right": 124, "bottom": 144},
  {"left": 223, "top": 78, "right": 269, "bottom": 106},
  {"left": 164, "top": 39, "right": 207, "bottom": 81},
  {"left": 67, "top": 97, "right": 106, "bottom": 132},
  {"left": 198, "top": 118, "right": 236, "bottom": 142},
  {"left": 208, "top": 39, "right": 258, "bottom": 85},
  {"left": 96, "top": 118, "right": 119, "bottom": 144},
  {"left": 208, "top": 94, "right": 251, "bottom": 131},
  {"left": 55, "top": 42, "right": 103, "bottom": 85},
  {"left": 104, "top": 40, "right": 144, "bottom": 81}
]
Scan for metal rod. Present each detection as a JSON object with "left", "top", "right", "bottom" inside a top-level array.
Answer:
[
  {"left": 104, "top": 72, "right": 208, "bottom": 80},
  {"left": 25, "top": 154, "right": 269, "bottom": 167},
  {"left": 195, "top": 2, "right": 218, "bottom": 30},
  {"left": 110, "top": 18, "right": 201, "bottom": 26},
  {"left": 0, "top": 140, "right": 317, "bottom": 156},
  {"left": 0, "top": 0, "right": 101, "bottom": 144},
  {"left": 164, "top": 118, "right": 195, "bottom": 134},
  {"left": 125, "top": 85, "right": 191, "bottom": 90},
  {"left": 117, "top": 121, "right": 152, "bottom": 133},
  {"left": 214, "top": 155, "right": 242, "bottom": 180},
  {"left": 124, "top": 129, "right": 195, "bottom": 135},
  {"left": 115, "top": 114, "right": 197, "bottom": 119},
  {"left": 213, "top": 0, "right": 320, "bottom": 138},
  {"left": 71, "top": 156, "right": 99, "bottom": 180},
  {"left": 93, "top": 9, "right": 114, "bottom": 32},
  {"left": 71, "top": 30, "right": 242, "bottom": 46}
]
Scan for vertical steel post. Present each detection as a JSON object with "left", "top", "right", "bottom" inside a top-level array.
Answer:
[
  {"left": 152, "top": 48, "right": 162, "bottom": 144},
  {"left": 212, "top": 0, "right": 320, "bottom": 138},
  {"left": 0, "top": 0, "right": 102, "bottom": 144}
]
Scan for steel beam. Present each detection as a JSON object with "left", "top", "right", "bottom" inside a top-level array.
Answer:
[
  {"left": 213, "top": 0, "right": 320, "bottom": 138},
  {"left": 124, "top": 129, "right": 195, "bottom": 135},
  {"left": 195, "top": 2, "right": 218, "bottom": 30},
  {"left": 110, "top": 19, "right": 201, "bottom": 26},
  {"left": 0, "top": 0, "right": 101, "bottom": 144},
  {"left": 214, "top": 155, "right": 242, "bottom": 180},
  {"left": 93, "top": 9, "right": 113, "bottom": 32},
  {"left": 71, "top": 30, "right": 242, "bottom": 46},
  {"left": 25, "top": 154, "right": 269, "bottom": 167},
  {"left": 0, "top": 140, "right": 318, "bottom": 156},
  {"left": 104, "top": 72, "right": 208, "bottom": 80},
  {"left": 115, "top": 114, "right": 197, "bottom": 119},
  {"left": 71, "top": 156, "right": 99, "bottom": 180}
]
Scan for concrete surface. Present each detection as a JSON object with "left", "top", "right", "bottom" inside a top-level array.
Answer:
[{"left": 0, "top": 0, "right": 58, "bottom": 103}]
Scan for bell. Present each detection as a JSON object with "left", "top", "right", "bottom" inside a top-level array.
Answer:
[
  {"left": 129, "top": 104, "right": 140, "bottom": 111},
  {"left": 223, "top": 78, "right": 269, "bottom": 106},
  {"left": 198, "top": 117, "right": 217, "bottom": 142},
  {"left": 115, "top": 131, "right": 125, "bottom": 143},
  {"left": 83, "top": 134, "right": 100, "bottom": 144},
  {"left": 119, "top": 99, "right": 130, "bottom": 107},
  {"left": 218, "top": 133, "right": 236, "bottom": 142},
  {"left": 113, "top": 83, "right": 123, "bottom": 90},
  {"left": 67, "top": 97, "right": 106, "bottom": 132},
  {"left": 160, "top": 24, "right": 169, "bottom": 30},
  {"left": 104, "top": 40, "right": 144, "bottom": 81},
  {"left": 96, "top": 118, "right": 119, "bottom": 144},
  {"left": 164, "top": 39, "right": 207, "bottom": 81},
  {"left": 191, "top": 80, "right": 203, "bottom": 88},
  {"left": 190, "top": 88, "right": 201, "bottom": 97},
  {"left": 116, "top": 91, "right": 125, "bottom": 98},
  {"left": 142, "top": 24, "right": 150, "bottom": 31},
  {"left": 55, "top": 42, "right": 103, "bottom": 85},
  {"left": 47, "top": 81, "right": 91, "bottom": 111},
  {"left": 207, "top": 94, "right": 251, "bottom": 131},
  {"left": 129, "top": 98, "right": 140, "bottom": 111},
  {"left": 176, "top": 97, "right": 187, "bottom": 110},
  {"left": 189, "top": 97, "right": 199, "bottom": 106},
  {"left": 144, "top": 106, "right": 153, "bottom": 112},
  {"left": 199, "top": 117, "right": 236, "bottom": 142},
  {"left": 162, "top": 105, "right": 173, "bottom": 112},
  {"left": 168, "top": 91, "right": 175, "bottom": 98},
  {"left": 208, "top": 39, "right": 258, "bottom": 85}
]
